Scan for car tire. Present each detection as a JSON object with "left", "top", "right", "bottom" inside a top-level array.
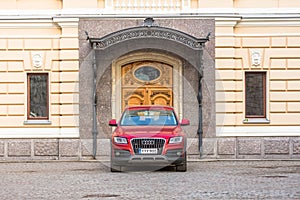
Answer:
[
  {"left": 175, "top": 161, "right": 187, "bottom": 172},
  {"left": 111, "top": 162, "right": 122, "bottom": 172},
  {"left": 176, "top": 150, "right": 187, "bottom": 172},
  {"left": 110, "top": 143, "right": 122, "bottom": 172}
]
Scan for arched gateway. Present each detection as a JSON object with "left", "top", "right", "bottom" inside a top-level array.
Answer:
[{"left": 79, "top": 18, "right": 213, "bottom": 158}]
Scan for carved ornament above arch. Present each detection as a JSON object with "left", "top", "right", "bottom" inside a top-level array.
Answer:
[{"left": 88, "top": 19, "right": 209, "bottom": 50}]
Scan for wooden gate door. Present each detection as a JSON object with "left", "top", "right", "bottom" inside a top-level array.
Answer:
[{"left": 121, "top": 61, "right": 173, "bottom": 110}]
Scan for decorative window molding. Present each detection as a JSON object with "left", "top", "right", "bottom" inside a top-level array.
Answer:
[
  {"left": 245, "top": 72, "right": 267, "bottom": 119},
  {"left": 24, "top": 120, "right": 52, "bottom": 125},
  {"left": 243, "top": 118, "right": 270, "bottom": 124},
  {"left": 27, "top": 73, "right": 49, "bottom": 120}
]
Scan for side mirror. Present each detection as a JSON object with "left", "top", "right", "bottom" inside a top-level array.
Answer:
[
  {"left": 109, "top": 119, "right": 118, "bottom": 127},
  {"left": 180, "top": 119, "right": 190, "bottom": 126}
]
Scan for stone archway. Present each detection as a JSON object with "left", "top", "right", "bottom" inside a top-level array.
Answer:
[{"left": 79, "top": 18, "right": 214, "bottom": 158}]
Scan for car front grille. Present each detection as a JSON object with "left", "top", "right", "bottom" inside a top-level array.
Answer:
[{"left": 131, "top": 138, "right": 165, "bottom": 155}]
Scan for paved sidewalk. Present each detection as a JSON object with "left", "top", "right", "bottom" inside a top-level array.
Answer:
[{"left": 0, "top": 160, "right": 299, "bottom": 199}]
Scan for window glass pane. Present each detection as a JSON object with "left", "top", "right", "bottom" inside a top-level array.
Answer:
[
  {"left": 245, "top": 72, "right": 265, "bottom": 117},
  {"left": 28, "top": 74, "right": 48, "bottom": 119},
  {"left": 134, "top": 66, "right": 161, "bottom": 82},
  {"left": 120, "top": 109, "right": 177, "bottom": 126}
]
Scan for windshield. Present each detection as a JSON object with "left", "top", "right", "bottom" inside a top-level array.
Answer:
[{"left": 120, "top": 109, "right": 178, "bottom": 126}]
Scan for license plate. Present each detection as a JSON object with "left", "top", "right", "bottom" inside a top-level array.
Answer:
[{"left": 139, "top": 148, "right": 158, "bottom": 154}]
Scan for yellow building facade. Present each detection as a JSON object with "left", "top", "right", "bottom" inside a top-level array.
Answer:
[{"left": 0, "top": 0, "right": 300, "bottom": 160}]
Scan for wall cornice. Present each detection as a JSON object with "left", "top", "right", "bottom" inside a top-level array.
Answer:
[
  {"left": 0, "top": 9, "right": 300, "bottom": 28},
  {"left": 53, "top": 17, "right": 79, "bottom": 28},
  {"left": 0, "top": 18, "right": 79, "bottom": 31},
  {"left": 0, "top": 8, "right": 299, "bottom": 18},
  {"left": 217, "top": 126, "right": 300, "bottom": 137},
  {"left": 0, "top": 19, "right": 59, "bottom": 29},
  {"left": 235, "top": 18, "right": 300, "bottom": 27}
]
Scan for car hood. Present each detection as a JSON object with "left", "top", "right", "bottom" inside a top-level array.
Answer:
[{"left": 114, "top": 126, "right": 182, "bottom": 137}]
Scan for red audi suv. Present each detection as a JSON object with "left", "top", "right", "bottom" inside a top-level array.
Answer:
[{"left": 109, "top": 105, "right": 189, "bottom": 172}]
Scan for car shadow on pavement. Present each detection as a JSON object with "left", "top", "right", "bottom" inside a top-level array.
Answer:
[{"left": 110, "top": 165, "right": 178, "bottom": 173}]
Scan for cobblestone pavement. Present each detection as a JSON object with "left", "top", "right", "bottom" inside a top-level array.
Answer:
[{"left": 0, "top": 160, "right": 299, "bottom": 200}]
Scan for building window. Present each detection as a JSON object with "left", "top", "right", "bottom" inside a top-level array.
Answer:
[
  {"left": 27, "top": 73, "right": 48, "bottom": 120},
  {"left": 245, "top": 72, "right": 266, "bottom": 118}
]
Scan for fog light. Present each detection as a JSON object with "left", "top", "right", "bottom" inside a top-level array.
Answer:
[
  {"left": 115, "top": 151, "right": 120, "bottom": 156},
  {"left": 177, "top": 151, "right": 182, "bottom": 156}
]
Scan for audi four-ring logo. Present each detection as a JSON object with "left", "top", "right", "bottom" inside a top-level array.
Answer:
[{"left": 142, "top": 140, "right": 155, "bottom": 145}]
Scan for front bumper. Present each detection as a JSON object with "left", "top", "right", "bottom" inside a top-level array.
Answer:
[{"left": 112, "top": 149, "right": 185, "bottom": 166}]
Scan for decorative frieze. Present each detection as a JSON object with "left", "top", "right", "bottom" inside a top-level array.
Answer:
[
  {"left": 113, "top": 0, "right": 183, "bottom": 12},
  {"left": 89, "top": 26, "right": 208, "bottom": 50}
]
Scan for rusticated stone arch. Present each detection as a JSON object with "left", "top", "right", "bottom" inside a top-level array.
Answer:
[{"left": 79, "top": 18, "right": 215, "bottom": 158}]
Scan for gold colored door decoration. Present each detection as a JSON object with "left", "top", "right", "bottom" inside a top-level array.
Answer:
[{"left": 121, "top": 61, "right": 173, "bottom": 110}]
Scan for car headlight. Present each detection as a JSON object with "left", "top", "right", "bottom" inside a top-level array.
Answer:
[
  {"left": 113, "top": 137, "right": 128, "bottom": 144},
  {"left": 169, "top": 136, "right": 183, "bottom": 144}
]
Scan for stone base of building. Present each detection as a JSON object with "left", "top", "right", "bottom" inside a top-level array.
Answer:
[
  {"left": 199, "top": 137, "right": 300, "bottom": 160},
  {"left": 0, "top": 137, "right": 299, "bottom": 161}
]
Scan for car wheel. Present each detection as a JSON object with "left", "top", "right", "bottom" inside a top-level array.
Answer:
[
  {"left": 175, "top": 161, "right": 187, "bottom": 172},
  {"left": 111, "top": 162, "right": 122, "bottom": 172},
  {"left": 175, "top": 152, "right": 187, "bottom": 172},
  {"left": 110, "top": 143, "right": 122, "bottom": 172}
]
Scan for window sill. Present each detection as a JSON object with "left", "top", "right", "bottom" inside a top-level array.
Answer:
[
  {"left": 243, "top": 118, "right": 270, "bottom": 124},
  {"left": 24, "top": 120, "right": 52, "bottom": 125}
]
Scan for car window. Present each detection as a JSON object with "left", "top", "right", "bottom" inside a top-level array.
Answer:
[{"left": 120, "top": 109, "right": 177, "bottom": 126}]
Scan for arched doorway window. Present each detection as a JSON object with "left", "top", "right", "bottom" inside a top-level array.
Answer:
[
  {"left": 112, "top": 52, "right": 182, "bottom": 120},
  {"left": 121, "top": 61, "right": 173, "bottom": 109}
]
